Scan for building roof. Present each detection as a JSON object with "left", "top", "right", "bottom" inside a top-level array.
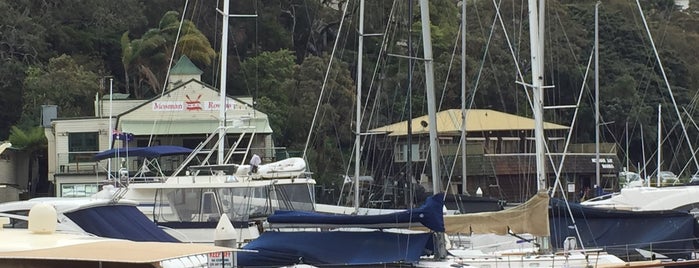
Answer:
[
  {"left": 169, "top": 55, "right": 203, "bottom": 75},
  {"left": 369, "top": 109, "right": 569, "bottom": 136}
]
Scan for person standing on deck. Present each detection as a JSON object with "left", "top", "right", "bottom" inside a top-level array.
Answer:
[{"left": 250, "top": 154, "right": 261, "bottom": 174}]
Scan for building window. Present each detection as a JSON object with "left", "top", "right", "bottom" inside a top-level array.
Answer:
[
  {"left": 395, "top": 144, "right": 406, "bottom": 162},
  {"left": 68, "top": 132, "right": 98, "bottom": 163},
  {"left": 60, "top": 183, "right": 100, "bottom": 197},
  {"left": 418, "top": 142, "right": 429, "bottom": 161}
]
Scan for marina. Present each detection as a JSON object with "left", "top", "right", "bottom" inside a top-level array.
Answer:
[{"left": 2, "top": 0, "right": 699, "bottom": 267}]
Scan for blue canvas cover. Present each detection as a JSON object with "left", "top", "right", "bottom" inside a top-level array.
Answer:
[
  {"left": 64, "top": 205, "right": 179, "bottom": 242},
  {"left": 237, "top": 231, "right": 433, "bottom": 266},
  {"left": 93, "top": 145, "right": 192, "bottom": 160},
  {"left": 268, "top": 193, "right": 445, "bottom": 232},
  {"left": 549, "top": 198, "right": 699, "bottom": 260}
]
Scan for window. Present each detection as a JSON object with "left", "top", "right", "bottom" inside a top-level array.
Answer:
[
  {"left": 418, "top": 142, "right": 429, "bottom": 161},
  {"left": 60, "top": 183, "right": 99, "bottom": 197},
  {"left": 395, "top": 144, "right": 406, "bottom": 162},
  {"left": 68, "top": 132, "right": 98, "bottom": 163}
]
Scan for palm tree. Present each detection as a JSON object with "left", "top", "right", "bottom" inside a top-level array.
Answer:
[
  {"left": 120, "top": 31, "right": 142, "bottom": 95},
  {"left": 121, "top": 11, "right": 216, "bottom": 97},
  {"left": 9, "top": 126, "right": 47, "bottom": 197}
]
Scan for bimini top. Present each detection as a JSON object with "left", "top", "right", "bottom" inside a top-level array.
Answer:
[{"left": 93, "top": 145, "right": 192, "bottom": 161}]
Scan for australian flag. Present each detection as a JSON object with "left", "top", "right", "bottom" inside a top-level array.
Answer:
[{"left": 112, "top": 129, "right": 134, "bottom": 141}]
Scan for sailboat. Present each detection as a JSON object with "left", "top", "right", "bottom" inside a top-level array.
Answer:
[
  {"left": 230, "top": 1, "right": 623, "bottom": 267},
  {"left": 426, "top": 1, "right": 695, "bottom": 267},
  {"left": 92, "top": 0, "right": 317, "bottom": 245}
]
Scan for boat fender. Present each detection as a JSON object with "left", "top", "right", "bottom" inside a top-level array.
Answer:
[{"left": 28, "top": 203, "right": 57, "bottom": 234}]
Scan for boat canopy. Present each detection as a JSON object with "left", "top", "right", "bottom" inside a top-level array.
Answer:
[
  {"left": 64, "top": 204, "right": 179, "bottom": 242},
  {"left": 442, "top": 191, "right": 550, "bottom": 237},
  {"left": 267, "top": 193, "right": 445, "bottom": 232},
  {"left": 93, "top": 145, "right": 192, "bottom": 161}
]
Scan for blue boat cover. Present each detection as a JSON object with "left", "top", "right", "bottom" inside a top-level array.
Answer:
[
  {"left": 268, "top": 193, "right": 445, "bottom": 232},
  {"left": 64, "top": 205, "right": 179, "bottom": 242},
  {"left": 549, "top": 198, "right": 699, "bottom": 260},
  {"left": 238, "top": 231, "right": 433, "bottom": 266},
  {"left": 93, "top": 145, "right": 192, "bottom": 161}
]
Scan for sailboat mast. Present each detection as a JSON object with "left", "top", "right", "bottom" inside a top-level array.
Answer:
[
  {"left": 419, "top": 0, "right": 441, "bottom": 194},
  {"left": 460, "top": 0, "right": 468, "bottom": 195},
  {"left": 595, "top": 2, "right": 601, "bottom": 189},
  {"left": 217, "top": 0, "right": 231, "bottom": 165},
  {"left": 657, "top": 104, "right": 661, "bottom": 186},
  {"left": 354, "top": 0, "right": 365, "bottom": 213},
  {"left": 528, "top": 0, "right": 546, "bottom": 191}
]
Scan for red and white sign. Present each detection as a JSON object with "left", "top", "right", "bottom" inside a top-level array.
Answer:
[
  {"left": 207, "top": 251, "right": 234, "bottom": 267},
  {"left": 152, "top": 98, "right": 246, "bottom": 112}
]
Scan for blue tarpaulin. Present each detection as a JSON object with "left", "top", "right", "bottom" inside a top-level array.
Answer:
[
  {"left": 268, "top": 193, "right": 445, "bottom": 232},
  {"left": 549, "top": 198, "right": 699, "bottom": 260},
  {"left": 93, "top": 145, "right": 192, "bottom": 161},
  {"left": 237, "top": 193, "right": 445, "bottom": 266},
  {"left": 64, "top": 205, "right": 179, "bottom": 242},
  {"left": 238, "top": 231, "right": 433, "bottom": 266}
]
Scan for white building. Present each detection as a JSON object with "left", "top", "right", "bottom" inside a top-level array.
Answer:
[
  {"left": 0, "top": 143, "right": 29, "bottom": 202},
  {"left": 45, "top": 56, "right": 277, "bottom": 197}
]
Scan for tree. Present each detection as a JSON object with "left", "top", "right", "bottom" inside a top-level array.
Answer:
[
  {"left": 9, "top": 126, "right": 47, "bottom": 197},
  {"left": 239, "top": 50, "right": 296, "bottom": 143},
  {"left": 21, "top": 54, "right": 102, "bottom": 126},
  {"left": 289, "top": 55, "right": 355, "bottom": 184}
]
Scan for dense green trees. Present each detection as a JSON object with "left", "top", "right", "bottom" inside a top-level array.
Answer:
[{"left": 3, "top": 0, "right": 699, "bottom": 183}]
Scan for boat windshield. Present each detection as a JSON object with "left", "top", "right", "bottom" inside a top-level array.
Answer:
[{"left": 153, "top": 183, "right": 315, "bottom": 223}]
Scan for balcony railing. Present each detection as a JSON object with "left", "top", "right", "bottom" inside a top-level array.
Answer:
[{"left": 56, "top": 152, "right": 99, "bottom": 174}]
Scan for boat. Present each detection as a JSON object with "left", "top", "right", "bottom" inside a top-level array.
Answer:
[
  {"left": 236, "top": 193, "right": 447, "bottom": 267},
  {"left": 0, "top": 202, "right": 237, "bottom": 268},
  {"left": 0, "top": 186, "right": 179, "bottom": 243},
  {"left": 92, "top": 0, "right": 317, "bottom": 245},
  {"left": 579, "top": 1, "right": 699, "bottom": 214}
]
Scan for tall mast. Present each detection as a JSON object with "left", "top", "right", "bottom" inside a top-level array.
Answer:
[
  {"left": 460, "top": 0, "right": 468, "bottom": 195},
  {"left": 657, "top": 104, "right": 662, "bottom": 186},
  {"left": 217, "top": 0, "right": 257, "bottom": 165},
  {"left": 595, "top": 2, "right": 601, "bottom": 189},
  {"left": 528, "top": 0, "right": 546, "bottom": 191},
  {"left": 217, "top": 0, "right": 231, "bottom": 165},
  {"left": 419, "top": 0, "right": 440, "bottom": 194},
  {"left": 353, "top": 0, "right": 366, "bottom": 213}
]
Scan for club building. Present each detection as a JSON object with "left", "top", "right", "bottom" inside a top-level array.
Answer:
[{"left": 44, "top": 56, "right": 277, "bottom": 197}]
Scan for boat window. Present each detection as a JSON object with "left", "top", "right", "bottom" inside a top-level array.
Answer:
[
  {"left": 218, "top": 186, "right": 272, "bottom": 221},
  {"left": 0, "top": 211, "right": 29, "bottom": 229},
  {"left": 163, "top": 189, "right": 202, "bottom": 222},
  {"left": 274, "top": 183, "right": 315, "bottom": 212},
  {"left": 200, "top": 191, "right": 221, "bottom": 222}
]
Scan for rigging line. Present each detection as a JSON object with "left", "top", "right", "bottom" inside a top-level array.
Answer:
[
  {"left": 491, "top": 0, "right": 534, "bottom": 113},
  {"left": 494, "top": 0, "right": 567, "bottom": 195},
  {"left": 438, "top": 14, "right": 462, "bottom": 191},
  {"left": 363, "top": 1, "right": 398, "bottom": 130},
  {"left": 159, "top": 0, "right": 190, "bottom": 96},
  {"left": 635, "top": 0, "right": 699, "bottom": 172},
  {"left": 355, "top": 0, "right": 398, "bottom": 178},
  {"left": 146, "top": 0, "right": 190, "bottom": 147},
  {"left": 211, "top": 0, "right": 221, "bottom": 93},
  {"left": 550, "top": 48, "right": 593, "bottom": 198},
  {"left": 302, "top": 0, "right": 349, "bottom": 160}
]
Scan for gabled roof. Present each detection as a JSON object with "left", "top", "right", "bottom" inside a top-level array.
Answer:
[
  {"left": 369, "top": 109, "right": 569, "bottom": 136},
  {"left": 169, "top": 55, "right": 203, "bottom": 75}
]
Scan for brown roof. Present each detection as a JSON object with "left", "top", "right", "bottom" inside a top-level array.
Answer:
[{"left": 369, "top": 109, "right": 569, "bottom": 136}]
